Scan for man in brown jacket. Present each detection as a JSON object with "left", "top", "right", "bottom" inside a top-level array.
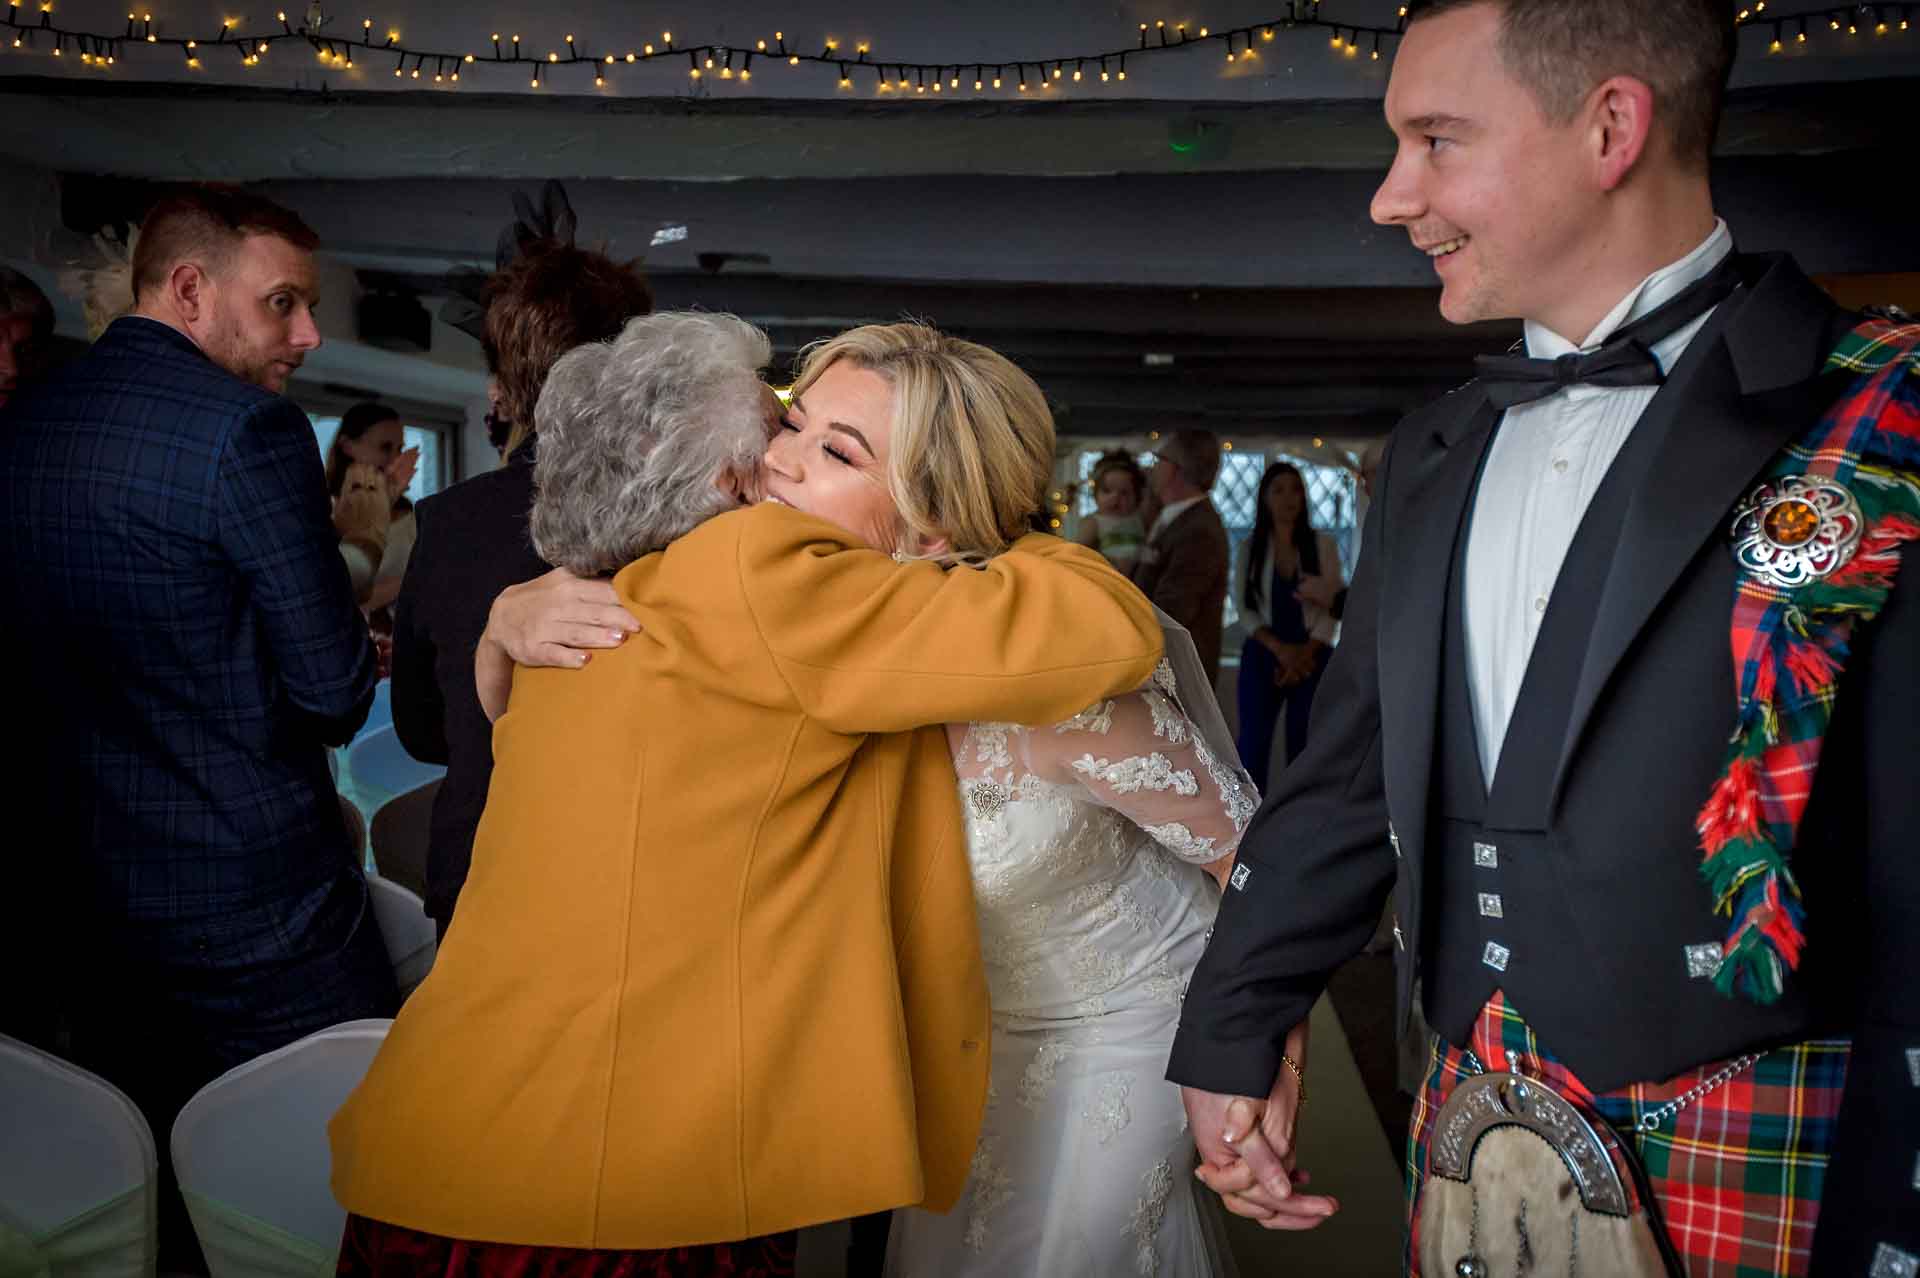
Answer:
[{"left": 1134, "top": 427, "right": 1231, "bottom": 682}]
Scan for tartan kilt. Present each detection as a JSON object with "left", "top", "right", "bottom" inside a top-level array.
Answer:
[{"left": 1404, "top": 992, "right": 1850, "bottom": 1278}]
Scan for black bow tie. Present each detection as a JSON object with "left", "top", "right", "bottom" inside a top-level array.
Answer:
[{"left": 1474, "top": 252, "right": 1745, "bottom": 411}]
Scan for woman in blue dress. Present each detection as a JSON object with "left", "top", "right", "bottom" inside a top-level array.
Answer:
[{"left": 1235, "top": 462, "right": 1343, "bottom": 791}]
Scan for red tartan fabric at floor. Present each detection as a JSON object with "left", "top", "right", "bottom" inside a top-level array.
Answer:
[
  {"left": 336, "top": 1215, "right": 797, "bottom": 1278},
  {"left": 1404, "top": 992, "right": 1849, "bottom": 1278}
]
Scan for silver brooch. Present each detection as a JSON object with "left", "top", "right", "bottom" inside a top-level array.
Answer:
[
  {"left": 1729, "top": 474, "right": 1865, "bottom": 589},
  {"left": 967, "top": 781, "right": 1008, "bottom": 818}
]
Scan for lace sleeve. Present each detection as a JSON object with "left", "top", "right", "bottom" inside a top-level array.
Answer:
[{"left": 1026, "top": 685, "right": 1258, "bottom": 864}]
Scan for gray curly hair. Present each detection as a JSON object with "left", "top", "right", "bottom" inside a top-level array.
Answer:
[{"left": 530, "top": 311, "right": 772, "bottom": 576}]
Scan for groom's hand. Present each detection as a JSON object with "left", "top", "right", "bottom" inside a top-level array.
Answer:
[{"left": 1181, "top": 1022, "right": 1339, "bottom": 1230}]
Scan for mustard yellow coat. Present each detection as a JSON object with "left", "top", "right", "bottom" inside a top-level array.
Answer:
[{"left": 329, "top": 505, "right": 1163, "bottom": 1249}]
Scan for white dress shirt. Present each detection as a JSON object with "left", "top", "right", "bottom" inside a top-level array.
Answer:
[{"left": 1462, "top": 219, "right": 1733, "bottom": 782}]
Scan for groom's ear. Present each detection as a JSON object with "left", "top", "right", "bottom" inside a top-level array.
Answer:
[{"left": 916, "top": 533, "right": 953, "bottom": 558}]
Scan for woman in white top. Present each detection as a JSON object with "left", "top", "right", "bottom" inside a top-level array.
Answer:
[{"left": 1234, "top": 462, "right": 1343, "bottom": 792}]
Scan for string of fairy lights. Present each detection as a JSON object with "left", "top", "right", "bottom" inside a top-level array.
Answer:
[{"left": 1, "top": 0, "right": 1911, "bottom": 94}]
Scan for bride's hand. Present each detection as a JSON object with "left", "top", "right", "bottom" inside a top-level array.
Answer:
[
  {"left": 486, "top": 566, "right": 641, "bottom": 669},
  {"left": 1188, "top": 1020, "right": 1338, "bottom": 1230}
]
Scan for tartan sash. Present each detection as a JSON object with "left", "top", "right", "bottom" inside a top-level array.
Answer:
[{"left": 1696, "top": 317, "right": 1920, "bottom": 1002}]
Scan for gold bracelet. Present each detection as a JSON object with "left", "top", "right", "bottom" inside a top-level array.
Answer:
[{"left": 1280, "top": 1053, "right": 1307, "bottom": 1113}]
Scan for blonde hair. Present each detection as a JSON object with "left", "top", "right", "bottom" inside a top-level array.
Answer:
[{"left": 788, "top": 322, "right": 1054, "bottom": 563}]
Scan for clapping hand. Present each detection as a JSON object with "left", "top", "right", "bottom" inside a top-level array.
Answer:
[
  {"left": 384, "top": 445, "right": 421, "bottom": 500},
  {"left": 332, "top": 462, "right": 392, "bottom": 545}
]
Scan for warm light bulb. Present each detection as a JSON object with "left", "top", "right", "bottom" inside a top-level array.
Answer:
[
  {"left": 1117, "top": 69, "right": 1126, "bottom": 79},
  {"left": 1072, "top": 68, "right": 1081, "bottom": 80},
  {"left": 975, "top": 77, "right": 983, "bottom": 88},
  {"left": 565, "top": 33, "right": 573, "bottom": 42},
  {"left": 840, "top": 76, "right": 851, "bottom": 87},
  {"left": 594, "top": 74, "right": 603, "bottom": 85},
  {"left": 1100, "top": 70, "right": 1109, "bottom": 80},
  {"left": 188, "top": 55, "right": 200, "bottom": 66},
  {"left": 1263, "top": 28, "right": 1274, "bottom": 39},
  {"left": 688, "top": 66, "right": 699, "bottom": 77},
  {"left": 790, "top": 55, "right": 799, "bottom": 64},
  {"left": 548, "top": 52, "right": 558, "bottom": 62},
  {"left": 756, "top": 39, "right": 766, "bottom": 50},
  {"left": 662, "top": 31, "right": 671, "bottom": 42},
  {"left": 1769, "top": 38, "right": 1781, "bottom": 51},
  {"left": 720, "top": 65, "right": 731, "bottom": 77},
  {"left": 464, "top": 53, "right": 474, "bottom": 62},
  {"left": 642, "top": 45, "right": 651, "bottom": 55},
  {"left": 992, "top": 75, "right": 1001, "bottom": 86},
  {"left": 1052, "top": 66, "right": 1061, "bottom": 78}
]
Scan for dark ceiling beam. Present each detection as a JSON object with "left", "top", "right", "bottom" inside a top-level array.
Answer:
[{"left": 3, "top": 75, "right": 1913, "bottom": 181}]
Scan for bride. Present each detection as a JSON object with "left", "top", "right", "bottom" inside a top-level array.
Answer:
[{"left": 881, "top": 610, "right": 1254, "bottom": 1277}]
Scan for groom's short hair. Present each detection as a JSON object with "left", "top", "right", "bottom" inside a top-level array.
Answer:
[{"left": 1403, "top": 0, "right": 1737, "bottom": 172}]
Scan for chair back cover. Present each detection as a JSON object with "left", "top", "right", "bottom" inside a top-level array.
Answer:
[
  {"left": 170, "top": 1021, "right": 391, "bottom": 1278},
  {"left": 367, "top": 779, "right": 438, "bottom": 900},
  {"left": 365, "top": 876, "right": 437, "bottom": 999},
  {"left": 0, "top": 1034, "right": 156, "bottom": 1278}
]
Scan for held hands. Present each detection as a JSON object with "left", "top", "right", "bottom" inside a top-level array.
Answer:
[
  {"left": 1270, "top": 641, "right": 1321, "bottom": 688},
  {"left": 1183, "top": 1020, "right": 1338, "bottom": 1231}
]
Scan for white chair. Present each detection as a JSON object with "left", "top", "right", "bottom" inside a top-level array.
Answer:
[
  {"left": 343, "top": 727, "right": 444, "bottom": 806},
  {"left": 0, "top": 1034, "right": 157, "bottom": 1277},
  {"left": 170, "top": 1021, "right": 390, "bottom": 1278},
  {"left": 364, "top": 875, "right": 437, "bottom": 1000}
]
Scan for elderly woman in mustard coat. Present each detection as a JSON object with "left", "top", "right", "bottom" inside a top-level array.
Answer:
[{"left": 329, "top": 314, "right": 1163, "bottom": 1276}]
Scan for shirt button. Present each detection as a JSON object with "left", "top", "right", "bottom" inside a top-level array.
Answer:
[
  {"left": 1534, "top": 596, "right": 1548, "bottom": 614},
  {"left": 1553, "top": 458, "right": 1569, "bottom": 474}
]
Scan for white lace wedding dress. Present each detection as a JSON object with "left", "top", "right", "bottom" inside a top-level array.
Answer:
[{"left": 884, "top": 661, "right": 1256, "bottom": 1277}]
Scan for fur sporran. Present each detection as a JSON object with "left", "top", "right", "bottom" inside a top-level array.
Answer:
[{"left": 1416, "top": 1073, "right": 1682, "bottom": 1278}]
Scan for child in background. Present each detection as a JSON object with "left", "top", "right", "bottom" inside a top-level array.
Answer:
[{"left": 1075, "top": 449, "right": 1147, "bottom": 574}]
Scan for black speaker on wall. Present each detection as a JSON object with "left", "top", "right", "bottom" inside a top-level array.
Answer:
[{"left": 357, "top": 290, "right": 431, "bottom": 352}]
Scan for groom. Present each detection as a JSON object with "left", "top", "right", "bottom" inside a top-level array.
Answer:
[{"left": 1170, "top": 1, "right": 1919, "bottom": 1273}]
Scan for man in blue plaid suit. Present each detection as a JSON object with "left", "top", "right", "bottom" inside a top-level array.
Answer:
[{"left": 0, "top": 188, "right": 398, "bottom": 1264}]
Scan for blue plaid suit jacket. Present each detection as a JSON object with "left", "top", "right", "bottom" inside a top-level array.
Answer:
[{"left": 0, "top": 317, "right": 377, "bottom": 928}]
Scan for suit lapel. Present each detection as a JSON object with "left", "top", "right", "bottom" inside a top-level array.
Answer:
[
  {"left": 1550, "top": 257, "right": 1855, "bottom": 800},
  {"left": 1379, "top": 390, "right": 1499, "bottom": 856}
]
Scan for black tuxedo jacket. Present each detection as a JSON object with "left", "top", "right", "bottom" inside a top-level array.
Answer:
[
  {"left": 1169, "top": 255, "right": 1918, "bottom": 1268},
  {"left": 389, "top": 442, "right": 549, "bottom": 929}
]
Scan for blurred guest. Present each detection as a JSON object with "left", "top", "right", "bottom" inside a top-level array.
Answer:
[
  {"left": 1073, "top": 448, "right": 1148, "bottom": 574},
  {"left": 0, "top": 264, "right": 55, "bottom": 414},
  {"left": 1133, "top": 428, "right": 1230, "bottom": 683},
  {"left": 1297, "top": 437, "right": 1384, "bottom": 620},
  {"left": 0, "top": 186, "right": 396, "bottom": 1268},
  {"left": 1237, "top": 462, "right": 1342, "bottom": 790},
  {"left": 390, "top": 236, "right": 650, "bottom": 937},
  {"left": 325, "top": 401, "right": 420, "bottom": 676}
]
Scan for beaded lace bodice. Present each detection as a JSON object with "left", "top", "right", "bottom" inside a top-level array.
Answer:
[{"left": 945, "top": 663, "right": 1258, "bottom": 1017}]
